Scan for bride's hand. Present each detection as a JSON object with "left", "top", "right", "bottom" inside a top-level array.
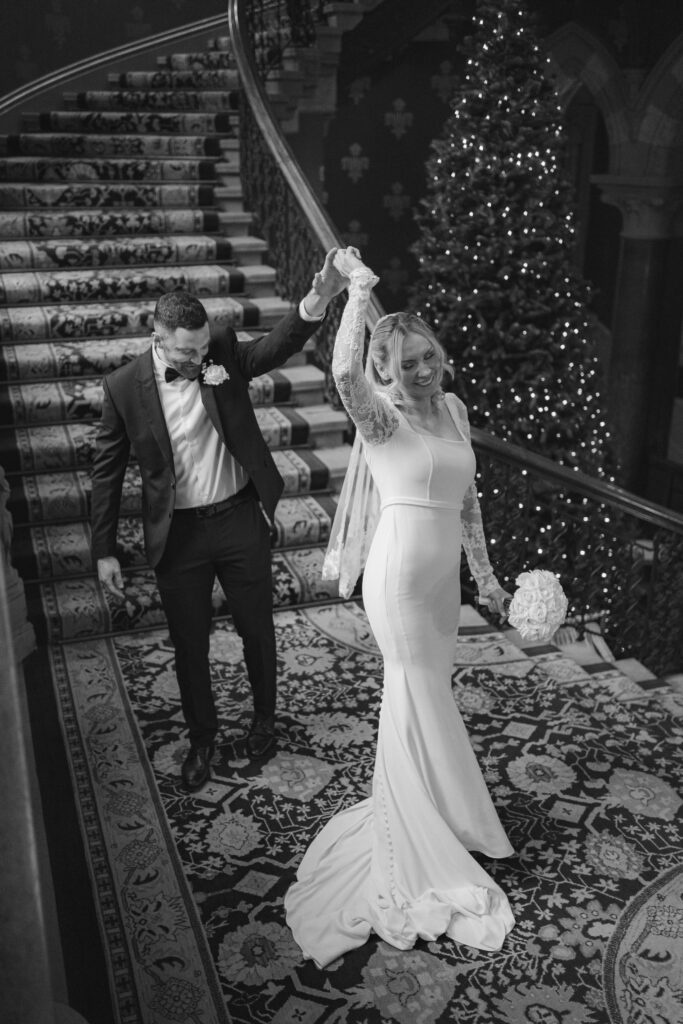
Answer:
[
  {"left": 333, "top": 247, "right": 370, "bottom": 279},
  {"left": 480, "top": 587, "right": 512, "bottom": 622}
]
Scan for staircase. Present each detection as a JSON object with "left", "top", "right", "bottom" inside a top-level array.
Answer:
[{"left": 0, "top": 33, "right": 353, "bottom": 648}]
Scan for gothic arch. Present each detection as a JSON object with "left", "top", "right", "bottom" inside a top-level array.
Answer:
[
  {"left": 633, "top": 32, "right": 683, "bottom": 177},
  {"left": 543, "top": 22, "right": 631, "bottom": 174}
]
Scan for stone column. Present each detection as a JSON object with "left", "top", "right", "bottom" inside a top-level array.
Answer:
[{"left": 591, "top": 176, "right": 683, "bottom": 491}]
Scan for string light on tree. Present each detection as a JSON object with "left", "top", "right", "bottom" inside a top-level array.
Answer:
[
  {"left": 409, "top": 0, "right": 616, "bottom": 480},
  {"left": 408, "top": 0, "right": 621, "bottom": 613}
]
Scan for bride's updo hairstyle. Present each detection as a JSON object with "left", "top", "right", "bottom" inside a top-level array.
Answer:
[{"left": 367, "top": 312, "right": 452, "bottom": 405}]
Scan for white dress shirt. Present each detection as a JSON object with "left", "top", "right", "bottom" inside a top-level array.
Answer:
[
  {"left": 152, "top": 343, "right": 247, "bottom": 508},
  {"left": 152, "top": 300, "right": 322, "bottom": 509}
]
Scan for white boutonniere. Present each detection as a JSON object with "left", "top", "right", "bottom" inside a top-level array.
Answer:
[{"left": 201, "top": 360, "right": 230, "bottom": 386}]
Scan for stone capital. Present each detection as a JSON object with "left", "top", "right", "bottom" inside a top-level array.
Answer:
[{"left": 591, "top": 175, "right": 683, "bottom": 239}]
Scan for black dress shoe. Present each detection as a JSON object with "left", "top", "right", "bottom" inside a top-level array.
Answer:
[
  {"left": 246, "top": 715, "right": 276, "bottom": 759},
  {"left": 181, "top": 744, "right": 214, "bottom": 791}
]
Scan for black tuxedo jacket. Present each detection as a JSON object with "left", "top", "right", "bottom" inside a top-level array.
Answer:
[{"left": 91, "top": 308, "right": 321, "bottom": 569}]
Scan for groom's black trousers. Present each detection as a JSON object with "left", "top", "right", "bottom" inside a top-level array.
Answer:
[{"left": 154, "top": 481, "right": 276, "bottom": 747}]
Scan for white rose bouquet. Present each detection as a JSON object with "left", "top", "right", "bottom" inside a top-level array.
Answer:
[{"left": 507, "top": 569, "right": 568, "bottom": 643}]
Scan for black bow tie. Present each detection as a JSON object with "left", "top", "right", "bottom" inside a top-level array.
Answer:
[{"left": 164, "top": 367, "right": 181, "bottom": 383}]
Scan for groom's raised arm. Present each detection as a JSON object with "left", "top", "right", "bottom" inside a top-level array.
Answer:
[{"left": 234, "top": 247, "right": 348, "bottom": 378}]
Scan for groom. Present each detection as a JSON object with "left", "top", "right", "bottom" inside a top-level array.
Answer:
[{"left": 91, "top": 248, "right": 345, "bottom": 790}]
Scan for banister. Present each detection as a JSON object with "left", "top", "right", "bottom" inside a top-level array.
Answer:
[
  {"left": 229, "top": 0, "right": 683, "bottom": 672},
  {"left": 0, "top": 15, "right": 230, "bottom": 124},
  {"left": 227, "top": 0, "right": 386, "bottom": 329},
  {"left": 470, "top": 426, "right": 683, "bottom": 536}
]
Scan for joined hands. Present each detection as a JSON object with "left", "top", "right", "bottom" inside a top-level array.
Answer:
[{"left": 332, "top": 247, "right": 372, "bottom": 280}]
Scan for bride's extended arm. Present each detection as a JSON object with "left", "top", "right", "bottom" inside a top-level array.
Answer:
[
  {"left": 452, "top": 396, "right": 510, "bottom": 608},
  {"left": 332, "top": 265, "right": 399, "bottom": 445}
]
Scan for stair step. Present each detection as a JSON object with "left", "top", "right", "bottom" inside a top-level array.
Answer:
[
  {"left": 0, "top": 181, "right": 222, "bottom": 211},
  {"left": 0, "top": 292, "right": 291, "bottom": 344},
  {"left": 0, "top": 207, "right": 253, "bottom": 240},
  {"left": 208, "top": 36, "right": 232, "bottom": 52},
  {"left": 25, "top": 545, "right": 341, "bottom": 643},
  {"left": 0, "top": 134, "right": 228, "bottom": 159},
  {"left": 20, "top": 111, "right": 236, "bottom": 135},
  {"left": 0, "top": 206, "right": 253, "bottom": 240},
  {"left": 292, "top": 404, "right": 349, "bottom": 447},
  {"left": 213, "top": 184, "right": 248, "bottom": 211},
  {"left": 614, "top": 657, "right": 657, "bottom": 684},
  {"left": 0, "top": 404, "right": 340, "bottom": 472},
  {"left": 310, "top": 443, "right": 352, "bottom": 491},
  {"left": 107, "top": 69, "right": 240, "bottom": 90},
  {"left": 0, "top": 336, "right": 151, "bottom": 379},
  {"left": 0, "top": 234, "right": 266, "bottom": 271},
  {"left": 8, "top": 445, "right": 335, "bottom": 523},
  {"left": 12, "top": 492, "right": 339, "bottom": 582},
  {"left": 663, "top": 672, "right": 683, "bottom": 694},
  {"left": 0, "top": 327, "right": 280, "bottom": 380},
  {"left": 158, "top": 52, "right": 236, "bottom": 71},
  {"left": 0, "top": 364, "right": 324, "bottom": 425},
  {"left": 0, "top": 27, "right": 353, "bottom": 660},
  {"left": 65, "top": 91, "right": 238, "bottom": 113},
  {"left": 0, "top": 262, "right": 276, "bottom": 305},
  {"left": 325, "top": 1, "right": 375, "bottom": 29},
  {"left": 0, "top": 157, "right": 223, "bottom": 184}
]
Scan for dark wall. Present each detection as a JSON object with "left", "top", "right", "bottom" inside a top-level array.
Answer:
[
  {"left": 1, "top": 0, "right": 224, "bottom": 98},
  {"left": 325, "top": 36, "right": 463, "bottom": 313}
]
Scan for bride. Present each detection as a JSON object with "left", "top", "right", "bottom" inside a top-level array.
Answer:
[{"left": 284, "top": 249, "right": 515, "bottom": 968}]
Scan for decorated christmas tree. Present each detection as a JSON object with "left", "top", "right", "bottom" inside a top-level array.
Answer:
[{"left": 410, "top": 0, "right": 615, "bottom": 477}]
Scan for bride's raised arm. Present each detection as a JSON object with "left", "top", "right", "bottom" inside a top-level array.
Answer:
[{"left": 331, "top": 254, "right": 398, "bottom": 446}]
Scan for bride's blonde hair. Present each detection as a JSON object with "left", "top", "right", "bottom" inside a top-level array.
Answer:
[{"left": 367, "top": 312, "right": 452, "bottom": 404}]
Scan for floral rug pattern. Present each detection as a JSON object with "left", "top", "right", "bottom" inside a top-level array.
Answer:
[
  {"left": 0, "top": 235, "right": 234, "bottom": 272},
  {"left": 0, "top": 156, "right": 219, "bottom": 183},
  {"left": 50, "top": 604, "right": 683, "bottom": 1024},
  {"left": 1, "top": 367, "right": 291, "bottom": 424},
  {"left": 13, "top": 492, "right": 336, "bottom": 579},
  {"left": 7, "top": 30, "right": 682, "bottom": 1024},
  {"left": 73, "top": 89, "right": 235, "bottom": 112},
  {"left": 0, "top": 208, "right": 217, "bottom": 240}
]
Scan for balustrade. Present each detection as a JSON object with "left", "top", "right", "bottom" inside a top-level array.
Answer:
[{"left": 231, "top": 0, "right": 683, "bottom": 676}]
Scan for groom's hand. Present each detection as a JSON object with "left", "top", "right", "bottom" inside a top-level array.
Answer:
[
  {"left": 98, "top": 555, "right": 125, "bottom": 600},
  {"left": 301, "top": 247, "right": 349, "bottom": 317},
  {"left": 332, "top": 247, "right": 367, "bottom": 278}
]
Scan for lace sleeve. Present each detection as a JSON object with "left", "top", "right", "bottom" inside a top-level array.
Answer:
[
  {"left": 451, "top": 395, "right": 500, "bottom": 598},
  {"left": 332, "top": 267, "right": 399, "bottom": 445}
]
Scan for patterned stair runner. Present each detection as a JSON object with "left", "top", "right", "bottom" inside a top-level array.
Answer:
[{"left": 1, "top": 33, "right": 350, "bottom": 646}]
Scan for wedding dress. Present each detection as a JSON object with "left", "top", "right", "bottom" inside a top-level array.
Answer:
[{"left": 285, "top": 268, "right": 515, "bottom": 968}]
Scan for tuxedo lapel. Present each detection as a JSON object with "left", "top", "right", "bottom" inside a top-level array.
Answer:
[
  {"left": 135, "top": 349, "right": 174, "bottom": 466},
  {"left": 199, "top": 383, "right": 228, "bottom": 447}
]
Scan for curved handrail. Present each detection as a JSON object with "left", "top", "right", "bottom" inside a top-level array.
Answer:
[
  {"left": 471, "top": 426, "right": 683, "bottom": 535},
  {"left": 228, "top": 0, "right": 683, "bottom": 544},
  {"left": 227, "top": 0, "right": 386, "bottom": 330},
  {"left": 0, "top": 14, "right": 229, "bottom": 121}
]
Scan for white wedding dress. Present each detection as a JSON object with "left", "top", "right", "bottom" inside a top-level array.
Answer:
[{"left": 285, "top": 269, "right": 515, "bottom": 968}]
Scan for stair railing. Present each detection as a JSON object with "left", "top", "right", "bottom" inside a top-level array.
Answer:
[
  {"left": 469, "top": 430, "right": 683, "bottom": 676},
  {"left": 228, "top": 0, "right": 385, "bottom": 404},
  {"left": 228, "top": 0, "right": 683, "bottom": 676},
  {"left": 242, "top": 0, "right": 326, "bottom": 78}
]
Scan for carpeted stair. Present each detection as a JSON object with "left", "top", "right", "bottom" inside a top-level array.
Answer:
[
  {"left": 1, "top": 33, "right": 351, "bottom": 648},
  {"left": 8, "top": 28, "right": 683, "bottom": 1024}
]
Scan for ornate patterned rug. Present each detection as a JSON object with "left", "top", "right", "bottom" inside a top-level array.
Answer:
[
  {"left": 603, "top": 862, "right": 683, "bottom": 1023},
  {"left": 48, "top": 602, "right": 683, "bottom": 1024}
]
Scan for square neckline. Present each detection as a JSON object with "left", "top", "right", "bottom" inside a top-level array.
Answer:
[{"left": 394, "top": 393, "right": 468, "bottom": 444}]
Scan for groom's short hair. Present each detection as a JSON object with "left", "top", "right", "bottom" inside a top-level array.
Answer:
[{"left": 154, "top": 290, "right": 208, "bottom": 333}]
